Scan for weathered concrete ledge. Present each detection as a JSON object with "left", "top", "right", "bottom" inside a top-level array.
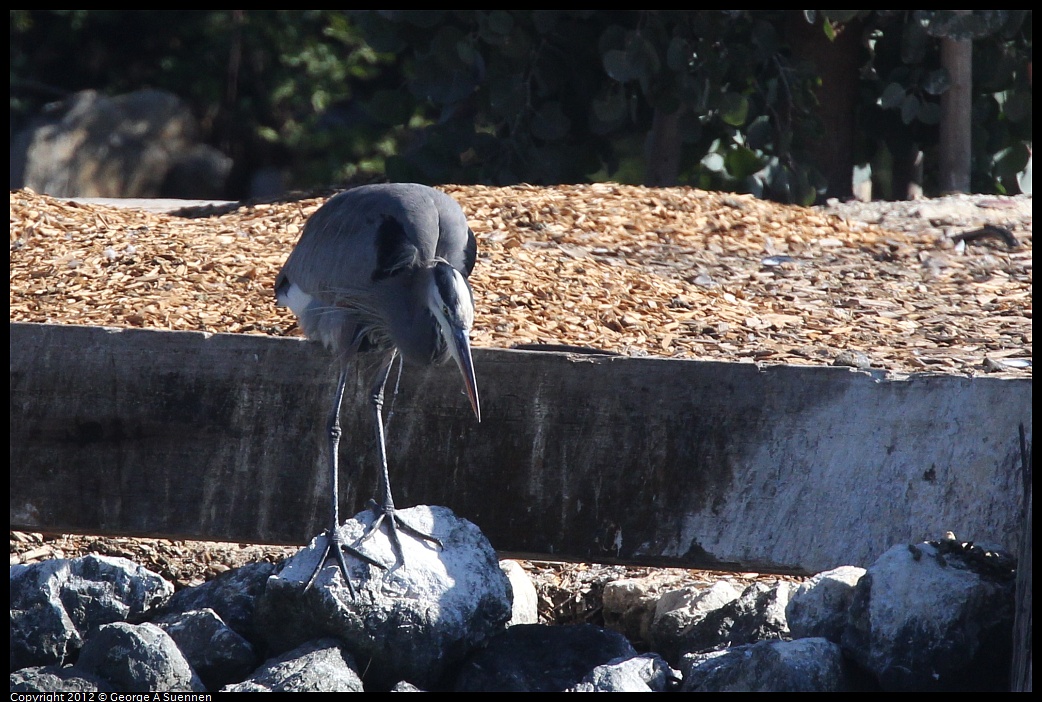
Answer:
[{"left": 9, "top": 322, "right": 1031, "bottom": 573}]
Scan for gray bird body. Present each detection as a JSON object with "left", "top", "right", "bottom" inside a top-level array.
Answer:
[
  {"left": 275, "top": 182, "right": 480, "bottom": 594},
  {"left": 276, "top": 183, "right": 477, "bottom": 367}
]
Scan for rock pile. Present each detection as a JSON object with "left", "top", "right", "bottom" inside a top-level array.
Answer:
[{"left": 10, "top": 512, "right": 1016, "bottom": 692}]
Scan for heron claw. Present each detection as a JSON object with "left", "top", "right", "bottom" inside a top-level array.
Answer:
[
  {"left": 304, "top": 526, "right": 386, "bottom": 596},
  {"left": 353, "top": 501, "right": 443, "bottom": 570}
]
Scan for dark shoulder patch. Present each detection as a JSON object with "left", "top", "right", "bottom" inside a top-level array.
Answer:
[
  {"left": 372, "top": 215, "right": 417, "bottom": 282},
  {"left": 461, "top": 227, "right": 477, "bottom": 277}
]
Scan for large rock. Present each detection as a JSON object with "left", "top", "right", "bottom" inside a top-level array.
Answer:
[
  {"left": 648, "top": 579, "right": 742, "bottom": 663},
  {"left": 603, "top": 569, "right": 700, "bottom": 647},
  {"left": 786, "top": 565, "right": 865, "bottom": 641},
  {"left": 154, "top": 608, "right": 258, "bottom": 690},
  {"left": 650, "top": 579, "right": 792, "bottom": 664},
  {"left": 75, "top": 622, "right": 206, "bottom": 692},
  {"left": 10, "top": 88, "right": 231, "bottom": 199},
  {"left": 566, "top": 652, "right": 679, "bottom": 692},
  {"left": 10, "top": 554, "right": 173, "bottom": 670},
  {"left": 9, "top": 665, "right": 114, "bottom": 693},
  {"left": 222, "top": 639, "right": 363, "bottom": 692},
  {"left": 256, "top": 505, "right": 512, "bottom": 690},
  {"left": 500, "top": 559, "right": 539, "bottom": 626},
  {"left": 159, "top": 560, "right": 275, "bottom": 643},
  {"left": 842, "top": 540, "right": 1016, "bottom": 691},
  {"left": 454, "top": 623, "right": 638, "bottom": 692},
  {"left": 680, "top": 637, "right": 852, "bottom": 692}
]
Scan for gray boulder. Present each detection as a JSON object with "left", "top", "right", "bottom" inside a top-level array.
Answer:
[
  {"left": 603, "top": 570, "right": 700, "bottom": 647},
  {"left": 454, "top": 623, "right": 638, "bottom": 692},
  {"left": 648, "top": 579, "right": 742, "bottom": 663},
  {"left": 11, "top": 88, "right": 231, "bottom": 199},
  {"left": 222, "top": 638, "right": 363, "bottom": 692},
  {"left": 500, "top": 559, "right": 539, "bottom": 626},
  {"left": 786, "top": 565, "right": 865, "bottom": 641},
  {"left": 10, "top": 554, "right": 173, "bottom": 670},
  {"left": 651, "top": 579, "right": 792, "bottom": 664},
  {"left": 75, "top": 621, "right": 205, "bottom": 692},
  {"left": 159, "top": 560, "right": 275, "bottom": 643},
  {"left": 842, "top": 540, "right": 1015, "bottom": 691},
  {"left": 9, "top": 665, "right": 115, "bottom": 692},
  {"left": 154, "top": 607, "right": 258, "bottom": 690},
  {"left": 566, "top": 652, "right": 679, "bottom": 692},
  {"left": 256, "top": 505, "right": 512, "bottom": 690},
  {"left": 681, "top": 637, "right": 851, "bottom": 692}
]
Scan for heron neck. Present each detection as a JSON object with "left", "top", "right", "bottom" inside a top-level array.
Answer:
[{"left": 384, "top": 268, "right": 441, "bottom": 365}]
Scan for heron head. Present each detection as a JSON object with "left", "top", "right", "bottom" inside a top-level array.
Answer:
[{"left": 429, "top": 260, "right": 480, "bottom": 421}]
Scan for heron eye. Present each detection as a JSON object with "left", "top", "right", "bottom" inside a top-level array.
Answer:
[{"left": 442, "top": 304, "right": 449, "bottom": 316}]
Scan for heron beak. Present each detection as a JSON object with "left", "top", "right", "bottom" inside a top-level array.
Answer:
[{"left": 452, "top": 327, "right": 481, "bottom": 422}]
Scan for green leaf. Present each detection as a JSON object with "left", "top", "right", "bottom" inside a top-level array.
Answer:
[
  {"left": 531, "top": 101, "right": 570, "bottom": 141},
  {"left": 751, "top": 20, "right": 780, "bottom": 58},
  {"left": 880, "top": 82, "right": 906, "bottom": 109},
  {"left": 701, "top": 151, "right": 725, "bottom": 172},
  {"left": 746, "top": 115, "right": 772, "bottom": 151},
  {"left": 822, "top": 19, "right": 837, "bottom": 42},
  {"left": 917, "top": 101, "right": 941, "bottom": 125},
  {"left": 257, "top": 126, "right": 280, "bottom": 143},
  {"left": 900, "top": 94, "right": 920, "bottom": 124},
  {"left": 920, "top": 10, "right": 1006, "bottom": 41},
  {"left": 488, "top": 71, "right": 525, "bottom": 118},
  {"left": 487, "top": 10, "right": 514, "bottom": 35},
  {"left": 402, "top": 11, "right": 444, "bottom": 29},
  {"left": 592, "top": 88, "right": 626, "bottom": 123},
  {"left": 626, "top": 33, "right": 659, "bottom": 79},
  {"left": 531, "top": 10, "right": 562, "bottom": 36},
  {"left": 791, "top": 167, "right": 818, "bottom": 206},
  {"left": 719, "top": 92, "right": 749, "bottom": 127},
  {"left": 900, "top": 21, "right": 929, "bottom": 64},
  {"left": 431, "top": 26, "right": 467, "bottom": 68},
  {"left": 922, "top": 69, "right": 950, "bottom": 96},
  {"left": 365, "top": 88, "right": 413, "bottom": 125},
  {"left": 666, "top": 36, "right": 689, "bottom": 72},
  {"left": 724, "top": 145, "right": 763, "bottom": 179},
  {"left": 1003, "top": 90, "right": 1032, "bottom": 123},
  {"left": 993, "top": 143, "right": 1030, "bottom": 179},
  {"left": 598, "top": 24, "right": 628, "bottom": 54},
  {"left": 603, "top": 49, "right": 636, "bottom": 82}
]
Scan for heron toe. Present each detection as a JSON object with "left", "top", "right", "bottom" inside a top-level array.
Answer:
[
  {"left": 305, "top": 526, "right": 386, "bottom": 596},
  {"left": 353, "top": 501, "right": 444, "bottom": 570}
]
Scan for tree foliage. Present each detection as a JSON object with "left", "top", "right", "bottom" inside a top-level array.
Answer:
[
  {"left": 9, "top": 10, "right": 1032, "bottom": 201},
  {"left": 842, "top": 10, "right": 1032, "bottom": 197},
  {"left": 10, "top": 10, "right": 393, "bottom": 195},
  {"left": 349, "top": 10, "right": 830, "bottom": 202}
]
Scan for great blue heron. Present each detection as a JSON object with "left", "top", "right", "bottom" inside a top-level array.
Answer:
[{"left": 276, "top": 183, "right": 480, "bottom": 594}]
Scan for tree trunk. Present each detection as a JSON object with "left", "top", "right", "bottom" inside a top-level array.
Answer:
[
  {"left": 784, "top": 12, "right": 863, "bottom": 202},
  {"left": 938, "top": 10, "right": 973, "bottom": 194},
  {"left": 644, "top": 108, "right": 682, "bottom": 187}
]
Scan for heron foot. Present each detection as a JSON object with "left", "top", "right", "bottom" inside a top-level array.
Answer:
[
  {"left": 353, "top": 500, "right": 443, "bottom": 569},
  {"left": 304, "top": 526, "right": 386, "bottom": 596}
]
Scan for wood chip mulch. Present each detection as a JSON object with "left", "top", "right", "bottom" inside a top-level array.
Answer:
[{"left": 10, "top": 184, "right": 1032, "bottom": 376}]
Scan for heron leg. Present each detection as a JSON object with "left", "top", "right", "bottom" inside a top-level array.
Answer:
[
  {"left": 305, "top": 366, "right": 385, "bottom": 594},
  {"left": 354, "top": 350, "right": 443, "bottom": 567}
]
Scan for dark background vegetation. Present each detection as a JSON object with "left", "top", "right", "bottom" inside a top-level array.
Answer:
[{"left": 9, "top": 10, "right": 1032, "bottom": 203}]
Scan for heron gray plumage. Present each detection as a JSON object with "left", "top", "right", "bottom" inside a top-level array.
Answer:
[{"left": 275, "top": 183, "right": 480, "bottom": 594}]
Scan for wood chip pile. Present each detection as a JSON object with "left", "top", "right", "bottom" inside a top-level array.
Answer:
[{"left": 9, "top": 184, "right": 1031, "bottom": 376}]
